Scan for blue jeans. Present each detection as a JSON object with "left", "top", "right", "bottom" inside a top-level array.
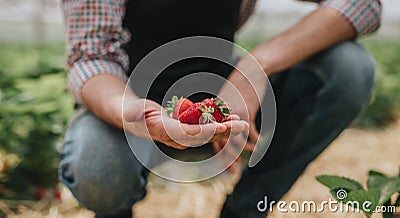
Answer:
[{"left": 59, "top": 41, "right": 375, "bottom": 217}]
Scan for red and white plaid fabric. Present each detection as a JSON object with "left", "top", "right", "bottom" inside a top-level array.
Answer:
[{"left": 61, "top": 0, "right": 382, "bottom": 103}]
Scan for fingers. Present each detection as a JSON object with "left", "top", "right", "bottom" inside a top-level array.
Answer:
[
  {"left": 162, "top": 120, "right": 223, "bottom": 147},
  {"left": 244, "top": 143, "right": 256, "bottom": 152},
  {"left": 248, "top": 123, "right": 260, "bottom": 143},
  {"left": 224, "top": 120, "right": 249, "bottom": 135},
  {"left": 165, "top": 120, "right": 248, "bottom": 146},
  {"left": 212, "top": 140, "right": 225, "bottom": 154},
  {"left": 213, "top": 140, "right": 236, "bottom": 173},
  {"left": 192, "top": 116, "right": 248, "bottom": 137},
  {"left": 180, "top": 122, "right": 227, "bottom": 136},
  {"left": 213, "top": 136, "right": 247, "bottom": 173},
  {"left": 230, "top": 134, "right": 255, "bottom": 152},
  {"left": 159, "top": 112, "right": 249, "bottom": 149},
  {"left": 226, "top": 114, "right": 240, "bottom": 121},
  {"left": 165, "top": 140, "right": 188, "bottom": 150}
]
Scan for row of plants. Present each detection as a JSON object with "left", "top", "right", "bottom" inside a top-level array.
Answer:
[{"left": 0, "top": 44, "right": 74, "bottom": 200}]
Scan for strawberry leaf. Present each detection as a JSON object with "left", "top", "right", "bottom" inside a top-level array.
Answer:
[
  {"left": 215, "top": 99, "right": 227, "bottom": 107},
  {"left": 377, "top": 177, "right": 400, "bottom": 205},
  {"left": 221, "top": 108, "right": 231, "bottom": 117},
  {"left": 367, "top": 170, "right": 400, "bottom": 205},
  {"left": 201, "top": 112, "right": 215, "bottom": 123},
  {"left": 316, "top": 175, "right": 364, "bottom": 191},
  {"left": 344, "top": 188, "right": 380, "bottom": 218},
  {"left": 166, "top": 95, "right": 180, "bottom": 116},
  {"left": 368, "top": 170, "right": 389, "bottom": 189}
]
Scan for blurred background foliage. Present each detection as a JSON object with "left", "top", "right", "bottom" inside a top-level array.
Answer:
[
  {"left": 358, "top": 40, "right": 400, "bottom": 127},
  {"left": 238, "top": 38, "right": 400, "bottom": 127},
  {"left": 0, "top": 38, "right": 399, "bottom": 200},
  {"left": 0, "top": 44, "right": 74, "bottom": 199}
]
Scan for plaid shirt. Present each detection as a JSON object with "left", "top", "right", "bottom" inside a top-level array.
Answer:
[{"left": 62, "top": 0, "right": 382, "bottom": 103}]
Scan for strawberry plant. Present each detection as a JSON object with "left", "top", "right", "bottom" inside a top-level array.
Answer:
[
  {"left": 0, "top": 44, "right": 73, "bottom": 200},
  {"left": 317, "top": 169, "right": 400, "bottom": 217}
]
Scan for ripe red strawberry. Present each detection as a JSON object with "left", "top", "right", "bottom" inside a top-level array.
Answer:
[
  {"left": 178, "top": 102, "right": 212, "bottom": 124},
  {"left": 166, "top": 96, "right": 193, "bottom": 119},
  {"left": 35, "top": 188, "right": 46, "bottom": 200},
  {"left": 178, "top": 98, "right": 231, "bottom": 124},
  {"left": 54, "top": 189, "right": 62, "bottom": 200},
  {"left": 201, "top": 98, "right": 230, "bottom": 123}
]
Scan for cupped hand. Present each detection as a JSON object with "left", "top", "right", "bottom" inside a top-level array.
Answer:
[
  {"left": 212, "top": 118, "right": 259, "bottom": 173},
  {"left": 123, "top": 99, "right": 249, "bottom": 150}
]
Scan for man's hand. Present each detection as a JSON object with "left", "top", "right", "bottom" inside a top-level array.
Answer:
[
  {"left": 213, "top": 117, "right": 258, "bottom": 173},
  {"left": 123, "top": 99, "right": 249, "bottom": 149},
  {"left": 214, "top": 54, "right": 268, "bottom": 170}
]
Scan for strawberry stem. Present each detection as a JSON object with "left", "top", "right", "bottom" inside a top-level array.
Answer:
[
  {"left": 213, "top": 97, "right": 231, "bottom": 119},
  {"left": 198, "top": 103, "right": 215, "bottom": 123}
]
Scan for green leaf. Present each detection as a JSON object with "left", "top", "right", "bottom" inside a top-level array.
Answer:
[
  {"left": 316, "top": 175, "right": 364, "bottom": 191},
  {"left": 368, "top": 170, "right": 389, "bottom": 189},
  {"left": 377, "top": 177, "right": 400, "bottom": 205},
  {"left": 166, "top": 95, "right": 179, "bottom": 115},
  {"left": 344, "top": 188, "right": 380, "bottom": 218},
  {"left": 366, "top": 170, "right": 400, "bottom": 205}
]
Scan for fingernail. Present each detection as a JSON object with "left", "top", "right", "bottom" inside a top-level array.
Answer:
[{"left": 218, "top": 124, "right": 227, "bottom": 132}]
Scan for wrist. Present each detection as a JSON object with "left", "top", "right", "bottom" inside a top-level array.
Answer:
[
  {"left": 250, "top": 48, "right": 274, "bottom": 75},
  {"left": 106, "top": 94, "right": 126, "bottom": 128}
]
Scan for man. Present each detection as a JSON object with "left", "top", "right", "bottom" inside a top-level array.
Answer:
[{"left": 59, "top": 0, "right": 381, "bottom": 217}]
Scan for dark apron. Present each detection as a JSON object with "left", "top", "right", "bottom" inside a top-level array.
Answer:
[
  {"left": 122, "top": 0, "right": 241, "bottom": 102},
  {"left": 122, "top": 0, "right": 242, "bottom": 158}
]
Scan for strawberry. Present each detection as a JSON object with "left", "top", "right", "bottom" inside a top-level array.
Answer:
[
  {"left": 178, "top": 102, "right": 212, "bottom": 124},
  {"left": 54, "top": 189, "right": 62, "bottom": 200},
  {"left": 166, "top": 96, "right": 193, "bottom": 119},
  {"left": 35, "top": 187, "right": 46, "bottom": 200},
  {"left": 201, "top": 98, "right": 231, "bottom": 123},
  {"left": 178, "top": 98, "right": 231, "bottom": 124}
]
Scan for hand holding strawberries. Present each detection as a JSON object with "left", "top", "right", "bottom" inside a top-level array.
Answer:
[
  {"left": 123, "top": 98, "right": 248, "bottom": 150},
  {"left": 166, "top": 96, "right": 231, "bottom": 124}
]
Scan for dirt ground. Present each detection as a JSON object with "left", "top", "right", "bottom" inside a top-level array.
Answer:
[{"left": 3, "top": 120, "right": 400, "bottom": 218}]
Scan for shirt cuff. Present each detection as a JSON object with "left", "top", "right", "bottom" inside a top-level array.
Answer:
[
  {"left": 67, "top": 59, "right": 128, "bottom": 104},
  {"left": 320, "top": 0, "right": 382, "bottom": 37}
]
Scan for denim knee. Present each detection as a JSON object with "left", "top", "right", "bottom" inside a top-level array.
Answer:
[
  {"left": 309, "top": 41, "right": 375, "bottom": 114},
  {"left": 59, "top": 111, "right": 148, "bottom": 215}
]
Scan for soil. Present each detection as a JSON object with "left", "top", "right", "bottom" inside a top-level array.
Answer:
[{"left": 3, "top": 121, "right": 400, "bottom": 218}]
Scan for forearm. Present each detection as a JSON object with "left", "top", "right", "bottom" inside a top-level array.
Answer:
[
  {"left": 223, "top": 7, "right": 357, "bottom": 115},
  {"left": 62, "top": 0, "right": 133, "bottom": 129},
  {"left": 81, "top": 74, "right": 139, "bottom": 129},
  {"left": 252, "top": 7, "right": 355, "bottom": 74}
]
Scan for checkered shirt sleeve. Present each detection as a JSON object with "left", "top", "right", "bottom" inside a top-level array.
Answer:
[
  {"left": 62, "top": 0, "right": 130, "bottom": 103},
  {"left": 62, "top": 0, "right": 381, "bottom": 103}
]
